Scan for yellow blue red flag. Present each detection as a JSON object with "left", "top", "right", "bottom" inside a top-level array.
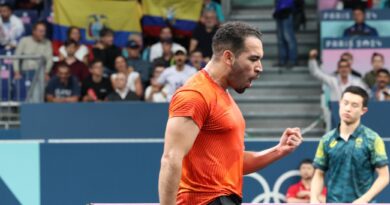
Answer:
[
  {"left": 142, "top": 0, "right": 203, "bottom": 37},
  {"left": 53, "top": 0, "right": 142, "bottom": 47}
]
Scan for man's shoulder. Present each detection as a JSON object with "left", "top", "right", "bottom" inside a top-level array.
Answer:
[
  {"left": 321, "top": 129, "right": 337, "bottom": 142},
  {"left": 360, "top": 124, "right": 381, "bottom": 141}
]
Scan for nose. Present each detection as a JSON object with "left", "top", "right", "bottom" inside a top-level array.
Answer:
[{"left": 255, "top": 60, "right": 263, "bottom": 74}]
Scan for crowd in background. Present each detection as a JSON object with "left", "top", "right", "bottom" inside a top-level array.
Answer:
[{"left": 0, "top": 0, "right": 223, "bottom": 103}]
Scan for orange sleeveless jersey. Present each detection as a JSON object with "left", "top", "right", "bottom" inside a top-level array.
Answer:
[{"left": 169, "top": 69, "right": 246, "bottom": 205}]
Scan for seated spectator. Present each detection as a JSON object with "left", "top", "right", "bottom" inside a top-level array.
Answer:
[
  {"left": 338, "top": 52, "right": 362, "bottom": 78},
  {"left": 363, "top": 52, "right": 387, "bottom": 88},
  {"left": 52, "top": 39, "right": 89, "bottom": 83},
  {"left": 0, "top": 3, "right": 24, "bottom": 50},
  {"left": 58, "top": 26, "right": 89, "bottom": 64},
  {"left": 16, "top": 0, "right": 44, "bottom": 16},
  {"left": 45, "top": 63, "right": 80, "bottom": 103},
  {"left": 152, "top": 38, "right": 174, "bottom": 68},
  {"left": 126, "top": 39, "right": 152, "bottom": 89},
  {"left": 371, "top": 68, "right": 390, "bottom": 101},
  {"left": 106, "top": 72, "right": 139, "bottom": 101},
  {"left": 190, "top": 10, "right": 218, "bottom": 61},
  {"left": 286, "top": 159, "right": 327, "bottom": 203},
  {"left": 188, "top": 50, "right": 206, "bottom": 71},
  {"left": 343, "top": 7, "right": 378, "bottom": 37},
  {"left": 92, "top": 28, "right": 121, "bottom": 73},
  {"left": 145, "top": 65, "right": 168, "bottom": 102},
  {"left": 13, "top": 21, "right": 52, "bottom": 81},
  {"left": 149, "top": 26, "right": 185, "bottom": 62},
  {"left": 81, "top": 59, "right": 112, "bottom": 102},
  {"left": 308, "top": 49, "right": 369, "bottom": 101},
  {"left": 114, "top": 55, "right": 143, "bottom": 98},
  {"left": 202, "top": 0, "right": 224, "bottom": 23},
  {"left": 157, "top": 48, "right": 197, "bottom": 101}
]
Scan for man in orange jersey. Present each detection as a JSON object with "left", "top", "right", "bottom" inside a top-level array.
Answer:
[{"left": 158, "top": 22, "right": 303, "bottom": 205}]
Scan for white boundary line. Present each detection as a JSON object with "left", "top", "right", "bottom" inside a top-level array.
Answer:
[{"left": 0, "top": 137, "right": 389, "bottom": 144}]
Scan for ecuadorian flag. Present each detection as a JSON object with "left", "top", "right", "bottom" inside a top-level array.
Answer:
[
  {"left": 53, "top": 0, "right": 142, "bottom": 47},
  {"left": 142, "top": 0, "right": 203, "bottom": 37}
]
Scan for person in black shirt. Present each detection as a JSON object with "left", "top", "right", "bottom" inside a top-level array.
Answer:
[
  {"left": 92, "top": 28, "right": 122, "bottom": 73},
  {"left": 106, "top": 72, "right": 139, "bottom": 101},
  {"left": 190, "top": 10, "right": 218, "bottom": 61},
  {"left": 45, "top": 63, "right": 80, "bottom": 103},
  {"left": 81, "top": 59, "right": 112, "bottom": 102}
]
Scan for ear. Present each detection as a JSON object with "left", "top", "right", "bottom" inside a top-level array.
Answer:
[
  {"left": 361, "top": 107, "right": 368, "bottom": 116},
  {"left": 222, "top": 50, "right": 235, "bottom": 66}
]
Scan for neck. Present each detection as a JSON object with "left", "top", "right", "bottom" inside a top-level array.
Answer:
[
  {"left": 204, "top": 58, "right": 229, "bottom": 89},
  {"left": 340, "top": 75, "right": 349, "bottom": 84},
  {"left": 301, "top": 179, "right": 311, "bottom": 188},
  {"left": 340, "top": 119, "right": 360, "bottom": 140},
  {"left": 176, "top": 64, "right": 184, "bottom": 70},
  {"left": 92, "top": 75, "right": 102, "bottom": 82}
]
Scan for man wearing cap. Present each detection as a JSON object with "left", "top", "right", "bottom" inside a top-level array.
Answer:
[
  {"left": 126, "top": 39, "right": 153, "bottom": 89},
  {"left": 157, "top": 47, "right": 197, "bottom": 101}
]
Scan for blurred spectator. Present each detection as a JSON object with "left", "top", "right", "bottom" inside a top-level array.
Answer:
[
  {"left": 13, "top": 21, "right": 52, "bottom": 81},
  {"left": 0, "top": 3, "right": 24, "bottom": 50},
  {"left": 106, "top": 72, "right": 139, "bottom": 101},
  {"left": 126, "top": 39, "right": 152, "bottom": 90},
  {"left": 363, "top": 52, "right": 387, "bottom": 88},
  {"left": 157, "top": 48, "right": 197, "bottom": 101},
  {"left": 149, "top": 26, "right": 185, "bottom": 62},
  {"left": 343, "top": 7, "right": 378, "bottom": 37},
  {"left": 339, "top": 0, "right": 368, "bottom": 9},
  {"left": 338, "top": 52, "right": 362, "bottom": 77},
  {"left": 273, "top": 0, "right": 298, "bottom": 68},
  {"left": 145, "top": 65, "right": 168, "bottom": 102},
  {"left": 114, "top": 55, "right": 143, "bottom": 98},
  {"left": 152, "top": 38, "right": 174, "bottom": 68},
  {"left": 372, "top": 0, "right": 390, "bottom": 8},
  {"left": 45, "top": 63, "right": 80, "bottom": 103},
  {"left": 188, "top": 50, "right": 206, "bottom": 71},
  {"left": 58, "top": 26, "right": 89, "bottom": 64},
  {"left": 190, "top": 10, "right": 218, "bottom": 61},
  {"left": 81, "top": 59, "right": 112, "bottom": 102},
  {"left": 286, "top": 159, "right": 327, "bottom": 203},
  {"left": 92, "top": 28, "right": 121, "bottom": 73},
  {"left": 52, "top": 39, "right": 89, "bottom": 83},
  {"left": 202, "top": 0, "right": 224, "bottom": 23},
  {"left": 16, "top": 0, "right": 44, "bottom": 16},
  {"left": 308, "top": 49, "right": 369, "bottom": 101},
  {"left": 371, "top": 68, "right": 390, "bottom": 101}
]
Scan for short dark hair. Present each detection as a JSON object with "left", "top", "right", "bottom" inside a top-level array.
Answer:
[
  {"left": 371, "top": 52, "right": 384, "bottom": 62},
  {"left": 115, "top": 55, "right": 128, "bottom": 65},
  {"left": 0, "top": 3, "right": 12, "bottom": 10},
  {"left": 341, "top": 52, "right": 353, "bottom": 60},
  {"left": 338, "top": 59, "right": 350, "bottom": 68},
  {"left": 32, "top": 21, "right": 46, "bottom": 31},
  {"left": 299, "top": 159, "right": 313, "bottom": 168},
  {"left": 353, "top": 6, "right": 366, "bottom": 13},
  {"left": 342, "top": 86, "right": 369, "bottom": 107},
  {"left": 89, "top": 59, "right": 103, "bottom": 68},
  {"left": 377, "top": 68, "right": 390, "bottom": 76},
  {"left": 99, "top": 28, "right": 114, "bottom": 38},
  {"left": 56, "top": 63, "right": 70, "bottom": 70},
  {"left": 64, "top": 39, "right": 78, "bottom": 47},
  {"left": 212, "top": 22, "right": 262, "bottom": 58}
]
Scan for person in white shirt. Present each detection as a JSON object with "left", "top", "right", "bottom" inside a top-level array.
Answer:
[
  {"left": 114, "top": 55, "right": 143, "bottom": 98},
  {"left": 145, "top": 65, "right": 168, "bottom": 102},
  {"left": 58, "top": 26, "right": 89, "bottom": 64},
  {"left": 149, "top": 26, "right": 185, "bottom": 62},
  {"left": 157, "top": 48, "right": 197, "bottom": 101},
  {"left": 308, "top": 49, "right": 369, "bottom": 101},
  {"left": 0, "top": 3, "right": 24, "bottom": 49}
]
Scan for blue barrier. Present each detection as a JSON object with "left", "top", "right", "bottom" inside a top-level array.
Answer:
[
  {"left": 21, "top": 102, "right": 169, "bottom": 139},
  {"left": 0, "top": 141, "right": 389, "bottom": 205}
]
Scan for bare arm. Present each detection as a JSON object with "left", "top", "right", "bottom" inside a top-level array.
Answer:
[
  {"left": 243, "top": 128, "right": 302, "bottom": 175},
  {"left": 159, "top": 117, "right": 200, "bottom": 205},
  {"left": 189, "top": 39, "right": 198, "bottom": 53},
  {"left": 286, "top": 197, "right": 310, "bottom": 203},
  {"left": 135, "top": 75, "right": 143, "bottom": 97},
  {"left": 353, "top": 165, "right": 389, "bottom": 203},
  {"left": 310, "top": 169, "right": 325, "bottom": 203}
]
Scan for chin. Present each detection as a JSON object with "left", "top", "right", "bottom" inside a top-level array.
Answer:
[{"left": 234, "top": 87, "right": 246, "bottom": 94}]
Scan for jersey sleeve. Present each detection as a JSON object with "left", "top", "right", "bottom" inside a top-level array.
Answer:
[
  {"left": 285, "top": 184, "right": 299, "bottom": 198},
  {"left": 313, "top": 138, "right": 329, "bottom": 171},
  {"left": 370, "top": 135, "right": 388, "bottom": 167},
  {"left": 169, "top": 90, "right": 209, "bottom": 129}
]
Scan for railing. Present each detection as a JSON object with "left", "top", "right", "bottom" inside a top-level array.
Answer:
[{"left": 0, "top": 55, "right": 45, "bottom": 128}]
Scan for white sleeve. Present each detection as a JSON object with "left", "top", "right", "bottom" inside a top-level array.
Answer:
[{"left": 308, "top": 59, "right": 336, "bottom": 86}]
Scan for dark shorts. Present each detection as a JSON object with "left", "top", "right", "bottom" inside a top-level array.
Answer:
[{"left": 208, "top": 194, "right": 242, "bottom": 205}]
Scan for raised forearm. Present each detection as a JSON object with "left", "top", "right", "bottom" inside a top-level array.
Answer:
[{"left": 243, "top": 146, "right": 285, "bottom": 175}]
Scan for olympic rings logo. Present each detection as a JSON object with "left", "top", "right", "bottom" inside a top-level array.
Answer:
[{"left": 244, "top": 170, "right": 300, "bottom": 203}]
